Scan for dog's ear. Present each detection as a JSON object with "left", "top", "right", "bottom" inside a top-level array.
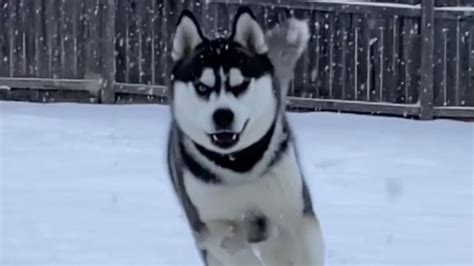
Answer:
[
  {"left": 172, "top": 10, "right": 204, "bottom": 61},
  {"left": 231, "top": 7, "right": 267, "bottom": 54}
]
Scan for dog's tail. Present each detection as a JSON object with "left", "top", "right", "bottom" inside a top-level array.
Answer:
[{"left": 265, "top": 17, "right": 310, "bottom": 100}]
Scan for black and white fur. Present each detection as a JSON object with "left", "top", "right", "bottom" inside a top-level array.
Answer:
[{"left": 167, "top": 7, "right": 324, "bottom": 266}]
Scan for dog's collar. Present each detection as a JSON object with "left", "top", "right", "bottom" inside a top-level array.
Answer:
[{"left": 179, "top": 137, "right": 222, "bottom": 184}]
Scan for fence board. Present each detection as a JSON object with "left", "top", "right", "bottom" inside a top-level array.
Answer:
[
  {"left": 354, "top": 14, "right": 368, "bottom": 101},
  {"left": 128, "top": 0, "right": 140, "bottom": 84},
  {"left": 71, "top": 0, "right": 82, "bottom": 78},
  {"left": 7, "top": 0, "right": 17, "bottom": 77},
  {"left": 203, "top": 0, "right": 217, "bottom": 37},
  {"left": 372, "top": 17, "right": 384, "bottom": 102},
  {"left": 435, "top": 0, "right": 474, "bottom": 7},
  {"left": 76, "top": 1, "right": 87, "bottom": 79},
  {"left": 420, "top": 0, "right": 434, "bottom": 119},
  {"left": 158, "top": 0, "right": 171, "bottom": 86},
  {"left": 287, "top": 97, "right": 421, "bottom": 116},
  {"left": 136, "top": 0, "right": 148, "bottom": 84},
  {"left": 295, "top": 9, "right": 313, "bottom": 98},
  {"left": 435, "top": 19, "right": 457, "bottom": 106},
  {"left": 14, "top": 0, "right": 26, "bottom": 77},
  {"left": 391, "top": 15, "right": 403, "bottom": 103},
  {"left": 5, "top": 0, "right": 13, "bottom": 77},
  {"left": 0, "top": 77, "right": 101, "bottom": 92},
  {"left": 433, "top": 107, "right": 474, "bottom": 118},
  {"left": 469, "top": 25, "right": 474, "bottom": 106},
  {"left": 364, "top": 15, "right": 374, "bottom": 102},
  {"left": 115, "top": 0, "right": 127, "bottom": 83},
  {"left": 433, "top": 22, "right": 446, "bottom": 107},
  {"left": 33, "top": 0, "right": 45, "bottom": 77},
  {"left": 343, "top": 13, "right": 355, "bottom": 101},
  {"left": 312, "top": 10, "right": 322, "bottom": 98},
  {"left": 331, "top": 12, "right": 342, "bottom": 100},
  {"left": 327, "top": 13, "right": 336, "bottom": 99},
  {"left": 100, "top": 0, "right": 116, "bottom": 103},
  {"left": 318, "top": 12, "right": 331, "bottom": 99},
  {"left": 149, "top": 0, "right": 157, "bottom": 85},
  {"left": 22, "top": 0, "right": 35, "bottom": 77},
  {"left": 365, "top": 16, "right": 376, "bottom": 102},
  {"left": 456, "top": 20, "right": 470, "bottom": 107},
  {"left": 305, "top": 9, "right": 318, "bottom": 99},
  {"left": 0, "top": 0, "right": 7, "bottom": 77},
  {"left": 114, "top": 83, "right": 167, "bottom": 97},
  {"left": 84, "top": 0, "right": 101, "bottom": 78},
  {"left": 45, "top": 0, "right": 61, "bottom": 78},
  {"left": 59, "top": 0, "right": 71, "bottom": 78},
  {"left": 216, "top": 1, "right": 231, "bottom": 37},
  {"left": 383, "top": 16, "right": 396, "bottom": 102},
  {"left": 402, "top": 17, "right": 420, "bottom": 104},
  {"left": 446, "top": 21, "right": 458, "bottom": 107}
]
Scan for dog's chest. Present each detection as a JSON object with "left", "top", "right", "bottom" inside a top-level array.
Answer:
[{"left": 184, "top": 150, "right": 304, "bottom": 222}]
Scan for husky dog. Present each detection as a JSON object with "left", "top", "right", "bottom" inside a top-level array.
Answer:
[{"left": 167, "top": 7, "right": 324, "bottom": 266}]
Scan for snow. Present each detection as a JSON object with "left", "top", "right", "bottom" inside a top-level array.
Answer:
[
  {"left": 310, "top": 1, "right": 421, "bottom": 9},
  {"left": 1, "top": 102, "right": 473, "bottom": 265},
  {"left": 435, "top": 6, "right": 474, "bottom": 12}
]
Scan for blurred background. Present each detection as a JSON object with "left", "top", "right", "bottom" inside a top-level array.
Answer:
[{"left": 0, "top": 0, "right": 473, "bottom": 119}]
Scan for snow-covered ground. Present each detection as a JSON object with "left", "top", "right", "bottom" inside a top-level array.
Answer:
[{"left": 0, "top": 101, "right": 472, "bottom": 265}]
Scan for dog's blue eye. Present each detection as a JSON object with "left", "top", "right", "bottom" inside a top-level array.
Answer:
[{"left": 196, "top": 83, "right": 212, "bottom": 96}]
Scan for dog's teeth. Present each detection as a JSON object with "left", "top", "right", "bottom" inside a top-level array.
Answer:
[
  {"left": 232, "top": 134, "right": 237, "bottom": 141},
  {"left": 212, "top": 135, "right": 218, "bottom": 142}
]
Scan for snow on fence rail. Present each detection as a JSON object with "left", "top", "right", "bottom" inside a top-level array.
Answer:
[{"left": 0, "top": 0, "right": 473, "bottom": 119}]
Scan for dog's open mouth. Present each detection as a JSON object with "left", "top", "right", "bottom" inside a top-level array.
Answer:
[
  {"left": 210, "top": 132, "right": 240, "bottom": 148},
  {"left": 209, "top": 120, "right": 249, "bottom": 149}
]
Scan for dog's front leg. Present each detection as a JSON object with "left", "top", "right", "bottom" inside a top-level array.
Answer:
[
  {"left": 197, "top": 220, "right": 259, "bottom": 266},
  {"left": 242, "top": 213, "right": 292, "bottom": 266},
  {"left": 292, "top": 216, "right": 325, "bottom": 266},
  {"left": 250, "top": 216, "right": 324, "bottom": 266}
]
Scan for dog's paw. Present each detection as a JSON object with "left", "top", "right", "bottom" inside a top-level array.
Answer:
[
  {"left": 265, "top": 17, "right": 310, "bottom": 64},
  {"left": 196, "top": 220, "right": 248, "bottom": 255},
  {"left": 220, "top": 235, "right": 248, "bottom": 255}
]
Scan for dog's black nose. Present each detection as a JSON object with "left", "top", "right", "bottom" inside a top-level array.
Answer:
[{"left": 213, "top": 108, "right": 234, "bottom": 129}]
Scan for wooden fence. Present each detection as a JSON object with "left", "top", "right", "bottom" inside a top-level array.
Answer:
[{"left": 0, "top": 0, "right": 473, "bottom": 119}]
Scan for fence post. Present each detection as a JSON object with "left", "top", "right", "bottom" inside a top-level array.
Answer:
[
  {"left": 100, "top": 0, "right": 116, "bottom": 104},
  {"left": 419, "top": 0, "right": 434, "bottom": 119}
]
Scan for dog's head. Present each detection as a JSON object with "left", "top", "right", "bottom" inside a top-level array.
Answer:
[{"left": 170, "top": 8, "right": 277, "bottom": 154}]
